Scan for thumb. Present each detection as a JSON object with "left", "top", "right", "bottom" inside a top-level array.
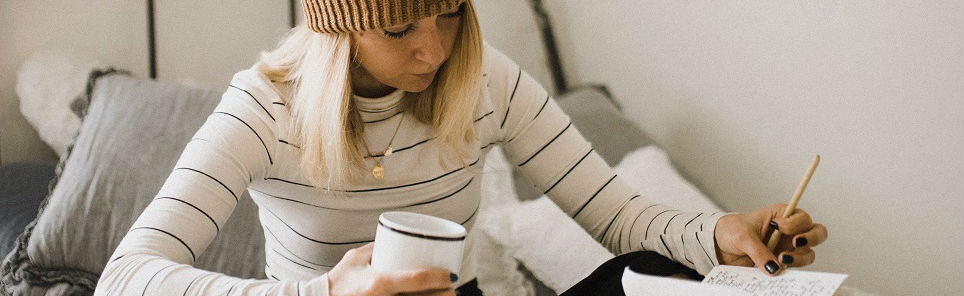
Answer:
[{"left": 738, "top": 235, "right": 781, "bottom": 276}]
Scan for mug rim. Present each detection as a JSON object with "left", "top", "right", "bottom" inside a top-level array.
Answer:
[{"left": 378, "top": 211, "right": 466, "bottom": 240}]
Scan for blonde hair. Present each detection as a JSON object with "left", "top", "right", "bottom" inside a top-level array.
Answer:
[{"left": 258, "top": 1, "right": 483, "bottom": 188}]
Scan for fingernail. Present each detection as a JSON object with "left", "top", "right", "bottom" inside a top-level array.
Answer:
[
  {"left": 450, "top": 273, "right": 459, "bottom": 283},
  {"left": 795, "top": 237, "right": 808, "bottom": 247},
  {"left": 781, "top": 255, "right": 794, "bottom": 265},
  {"left": 765, "top": 260, "right": 780, "bottom": 274},
  {"left": 769, "top": 221, "right": 779, "bottom": 229}
]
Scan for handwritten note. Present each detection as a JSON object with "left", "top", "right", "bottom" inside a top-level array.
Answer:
[
  {"left": 622, "top": 266, "right": 848, "bottom": 296},
  {"left": 702, "top": 265, "right": 848, "bottom": 296}
]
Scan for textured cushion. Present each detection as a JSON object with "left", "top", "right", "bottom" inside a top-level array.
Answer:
[
  {"left": 513, "top": 88, "right": 655, "bottom": 201},
  {"left": 0, "top": 72, "right": 266, "bottom": 295},
  {"left": 0, "top": 163, "right": 55, "bottom": 257},
  {"left": 15, "top": 51, "right": 106, "bottom": 156}
]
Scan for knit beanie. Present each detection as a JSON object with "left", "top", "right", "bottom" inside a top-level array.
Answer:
[{"left": 302, "top": 0, "right": 467, "bottom": 33}]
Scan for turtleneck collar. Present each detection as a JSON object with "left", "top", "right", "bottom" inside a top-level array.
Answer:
[{"left": 353, "top": 88, "right": 406, "bottom": 123}]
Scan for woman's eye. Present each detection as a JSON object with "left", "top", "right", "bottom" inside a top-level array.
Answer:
[{"left": 382, "top": 26, "right": 412, "bottom": 39}]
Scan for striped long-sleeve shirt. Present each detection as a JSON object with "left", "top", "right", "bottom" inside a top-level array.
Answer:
[{"left": 94, "top": 43, "right": 724, "bottom": 295}]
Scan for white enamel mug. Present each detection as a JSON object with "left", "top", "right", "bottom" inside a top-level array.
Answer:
[{"left": 371, "top": 211, "right": 466, "bottom": 276}]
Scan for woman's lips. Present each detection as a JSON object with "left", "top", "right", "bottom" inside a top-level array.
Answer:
[{"left": 413, "top": 71, "right": 436, "bottom": 79}]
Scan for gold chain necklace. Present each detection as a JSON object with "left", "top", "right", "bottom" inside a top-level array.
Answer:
[{"left": 366, "top": 112, "right": 405, "bottom": 180}]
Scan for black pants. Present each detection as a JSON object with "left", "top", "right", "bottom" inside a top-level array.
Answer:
[{"left": 457, "top": 251, "right": 701, "bottom": 296}]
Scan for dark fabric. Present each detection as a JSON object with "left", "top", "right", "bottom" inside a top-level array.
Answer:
[
  {"left": 560, "top": 251, "right": 703, "bottom": 296},
  {"left": 0, "top": 163, "right": 56, "bottom": 257},
  {"left": 456, "top": 278, "right": 483, "bottom": 296}
]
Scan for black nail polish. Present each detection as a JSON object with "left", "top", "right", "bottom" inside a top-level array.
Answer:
[
  {"left": 769, "top": 221, "right": 779, "bottom": 229},
  {"left": 765, "top": 260, "right": 780, "bottom": 274},
  {"left": 795, "top": 237, "right": 808, "bottom": 247},
  {"left": 450, "top": 273, "right": 459, "bottom": 283},
  {"left": 782, "top": 255, "right": 794, "bottom": 265}
]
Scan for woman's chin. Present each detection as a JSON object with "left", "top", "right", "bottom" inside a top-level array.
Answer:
[{"left": 399, "top": 80, "right": 435, "bottom": 93}]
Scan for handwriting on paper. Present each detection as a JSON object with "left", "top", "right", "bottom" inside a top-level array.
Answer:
[{"left": 702, "top": 265, "right": 848, "bottom": 296}]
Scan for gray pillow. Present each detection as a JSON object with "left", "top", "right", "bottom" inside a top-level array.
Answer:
[
  {"left": 1, "top": 72, "right": 266, "bottom": 295},
  {"left": 513, "top": 87, "right": 655, "bottom": 201}
]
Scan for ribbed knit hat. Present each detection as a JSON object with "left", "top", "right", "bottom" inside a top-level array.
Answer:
[{"left": 302, "top": 0, "right": 467, "bottom": 33}]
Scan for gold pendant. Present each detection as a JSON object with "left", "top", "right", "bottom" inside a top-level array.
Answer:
[{"left": 372, "top": 164, "right": 385, "bottom": 179}]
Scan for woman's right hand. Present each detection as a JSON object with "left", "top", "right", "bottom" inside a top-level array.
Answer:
[{"left": 327, "top": 243, "right": 456, "bottom": 296}]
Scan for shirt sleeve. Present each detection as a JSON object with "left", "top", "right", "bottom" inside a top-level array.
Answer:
[
  {"left": 485, "top": 43, "right": 726, "bottom": 274},
  {"left": 94, "top": 72, "right": 330, "bottom": 295}
]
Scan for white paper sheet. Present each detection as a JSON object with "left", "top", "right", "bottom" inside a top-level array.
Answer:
[
  {"left": 622, "top": 267, "right": 745, "bottom": 296},
  {"left": 622, "top": 265, "right": 849, "bottom": 296},
  {"left": 702, "top": 265, "right": 848, "bottom": 296}
]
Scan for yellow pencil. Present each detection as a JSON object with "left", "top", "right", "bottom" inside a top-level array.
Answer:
[{"left": 766, "top": 155, "right": 820, "bottom": 251}]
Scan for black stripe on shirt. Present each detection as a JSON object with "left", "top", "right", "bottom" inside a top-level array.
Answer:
[
  {"left": 272, "top": 102, "right": 285, "bottom": 106},
  {"left": 695, "top": 232, "right": 714, "bottom": 264},
  {"left": 366, "top": 137, "right": 435, "bottom": 158},
  {"left": 271, "top": 248, "right": 324, "bottom": 271},
  {"left": 264, "top": 207, "right": 374, "bottom": 245},
  {"left": 683, "top": 213, "right": 703, "bottom": 230},
  {"left": 645, "top": 210, "right": 676, "bottom": 240},
  {"left": 663, "top": 213, "right": 682, "bottom": 234},
  {"left": 279, "top": 139, "right": 301, "bottom": 149},
  {"left": 500, "top": 69, "right": 523, "bottom": 128},
  {"left": 475, "top": 110, "right": 495, "bottom": 122},
  {"left": 229, "top": 85, "right": 275, "bottom": 122},
  {"left": 572, "top": 174, "right": 618, "bottom": 218},
  {"left": 363, "top": 111, "right": 403, "bottom": 124},
  {"left": 681, "top": 231, "right": 695, "bottom": 264},
  {"left": 659, "top": 235, "right": 675, "bottom": 260},
  {"left": 156, "top": 197, "right": 220, "bottom": 232},
  {"left": 108, "top": 254, "right": 126, "bottom": 264},
  {"left": 461, "top": 204, "right": 480, "bottom": 225},
  {"left": 183, "top": 275, "right": 203, "bottom": 296},
  {"left": 480, "top": 142, "right": 497, "bottom": 150},
  {"left": 133, "top": 227, "right": 196, "bottom": 262},
  {"left": 175, "top": 167, "right": 238, "bottom": 201},
  {"left": 264, "top": 177, "right": 314, "bottom": 188},
  {"left": 534, "top": 95, "right": 551, "bottom": 119},
  {"left": 249, "top": 188, "right": 338, "bottom": 210},
  {"left": 518, "top": 122, "right": 572, "bottom": 166},
  {"left": 226, "top": 283, "right": 237, "bottom": 296},
  {"left": 263, "top": 226, "right": 335, "bottom": 267},
  {"left": 600, "top": 194, "right": 639, "bottom": 238},
  {"left": 405, "top": 178, "right": 473, "bottom": 208},
  {"left": 144, "top": 264, "right": 178, "bottom": 296},
  {"left": 214, "top": 111, "right": 273, "bottom": 165},
  {"left": 345, "top": 157, "right": 481, "bottom": 193},
  {"left": 629, "top": 203, "right": 662, "bottom": 236},
  {"left": 544, "top": 148, "right": 594, "bottom": 194}
]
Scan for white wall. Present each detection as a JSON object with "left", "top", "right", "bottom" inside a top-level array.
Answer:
[
  {"left": 0, "top": 1, "right": 150, "bottom": 165},
  {"left": 153, "top": 0, "right": 290, "bottom": 88},
  {"left": 0, "top": 1, "right": 293, "bottom": 165},
  {"left": 546, "top": 1, "right": 963, "bottom": 295}
]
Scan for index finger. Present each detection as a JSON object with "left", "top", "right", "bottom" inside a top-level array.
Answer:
[
  {"left": 378, "top": 267, "right": 454, "bottom": 294},
  {"left": 772, "top": 208, "right": 813, "bottom": 235}
]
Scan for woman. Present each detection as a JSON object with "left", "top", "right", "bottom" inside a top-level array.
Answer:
[{"left": 95, "top": 0, "right": 828, "bottom": 295}]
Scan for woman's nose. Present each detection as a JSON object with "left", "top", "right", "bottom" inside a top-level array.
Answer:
[{"left": 414, "top": 23, "right": 446, "bottom": 67}]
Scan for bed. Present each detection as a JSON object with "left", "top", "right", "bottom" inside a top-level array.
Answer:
[{"left": 0, "top": 1, "right": 725, "bottom": 295}]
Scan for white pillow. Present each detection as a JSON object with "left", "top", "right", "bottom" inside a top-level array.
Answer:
[
  {"left": 480, "top": 145, "right": 723, "bottom": 293},
  {"left": 16, "top": 50, "right": 105, "bottom": 156}
]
